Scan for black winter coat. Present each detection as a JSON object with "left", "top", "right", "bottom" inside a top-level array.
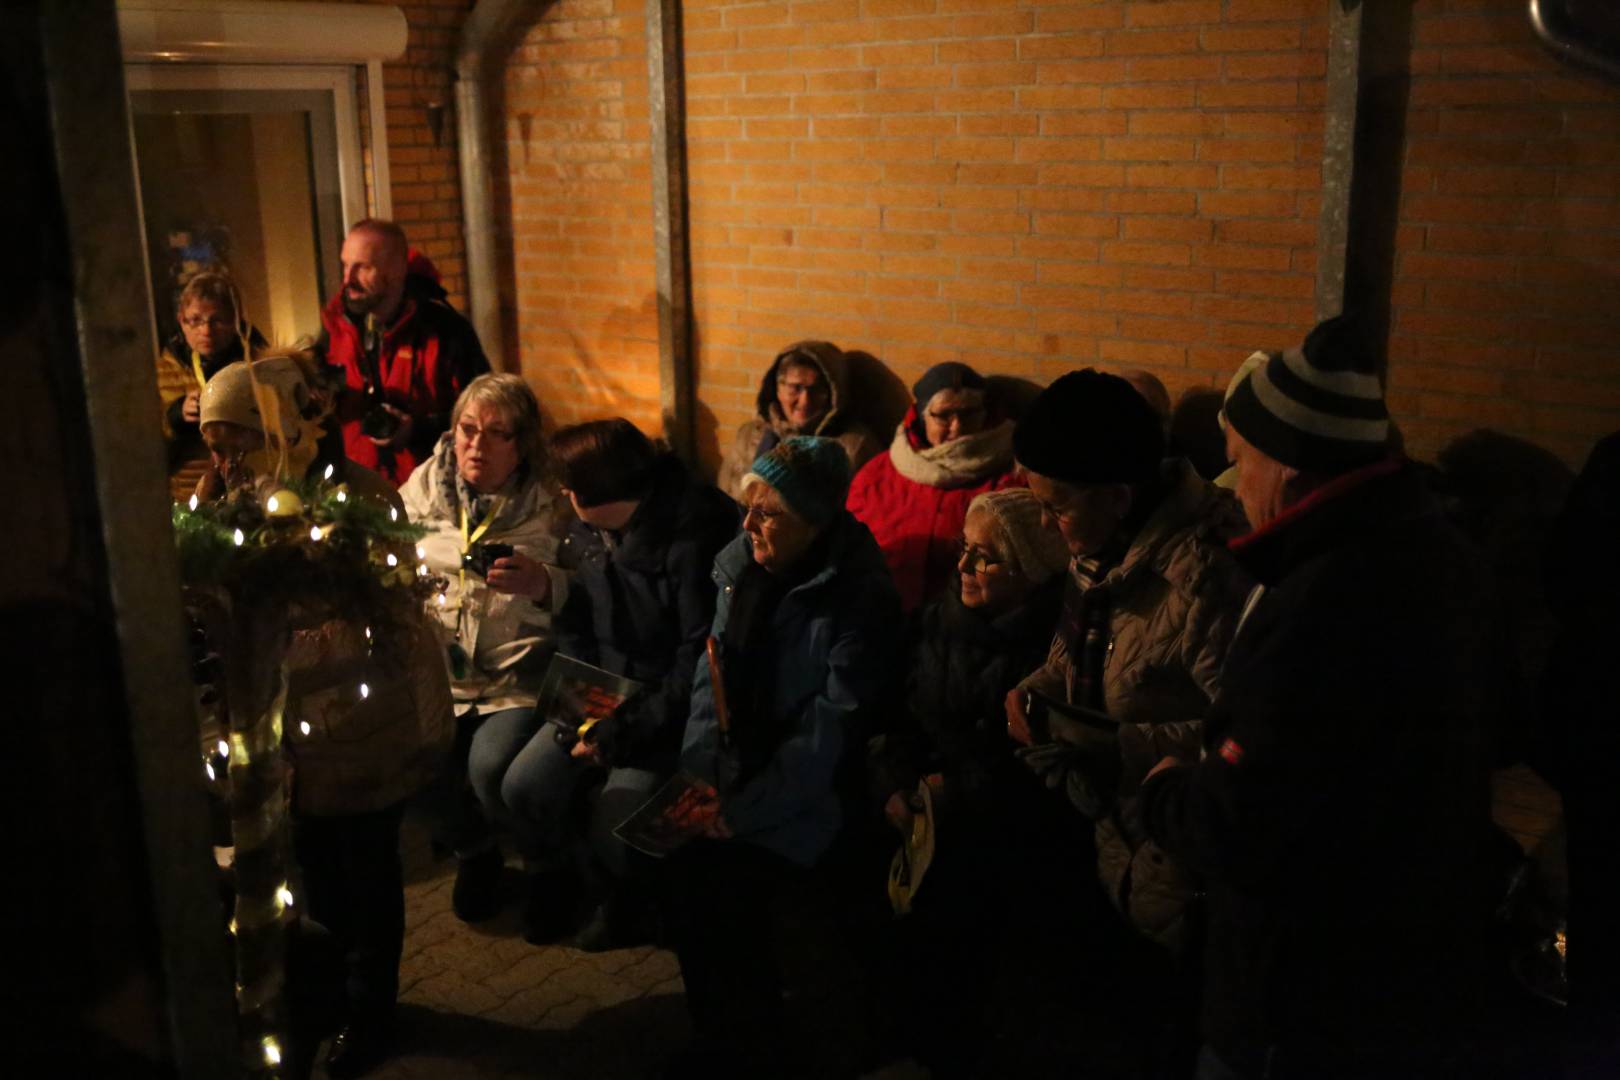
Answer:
[
  {"left": 877, "top": 577, "right": 1062, "bottom": 811},
  {"left": 556, "top": 456, "right": 739, "bottom": 773},
  {"left": 1140, "top": 461, "right": 1513, "bottom": 1070}
]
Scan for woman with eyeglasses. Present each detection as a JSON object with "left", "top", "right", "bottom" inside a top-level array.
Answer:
[
  {"left": 866, "top": 488, "right": 1071, "bottom": 1072},
  {"left": 846, "top": 362, "right": 1022, "bottom": 612},
  {"left": 496, "top": 418, "right": 737, "bottom": 948},
  {"left": 400, "top": 373, "right": 572, "bottom": 926},
  {"left": 715, "top": 340, "right": 880, "bottom": 503},
  {"left": 667, "top": 436, "right": 902, "bottom": 1076},
  {"left": 155, "top": 270, "right": 269, "bottom": 489}
]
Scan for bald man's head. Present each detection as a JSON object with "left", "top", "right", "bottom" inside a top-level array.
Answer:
[{"left": 340, "top": 218, "right": 410, "bottom": 323}]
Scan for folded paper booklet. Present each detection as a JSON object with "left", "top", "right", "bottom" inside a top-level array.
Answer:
[
  {"left": 1025, "top": 688, "right": 1114, "bottom": 746},
  {"left": 613, "top": 770, "right": 722, "bottom": 858},
  {"left": 887, "top": 779, "right": 937, "bottom": 917},
  {"left": 535, "top": 654, "right": 643, "bottom": 740}
]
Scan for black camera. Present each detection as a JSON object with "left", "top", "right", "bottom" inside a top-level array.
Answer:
[
  {"left": 359, "top": 403, "right": 401, "bottom": 440},
  {"left": 461, "top": 541, "right": 514, "bottom": 578}
]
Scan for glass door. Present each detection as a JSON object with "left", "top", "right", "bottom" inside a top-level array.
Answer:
[{"left": 125, "top": 66, "right": 365, "bottom": 349}]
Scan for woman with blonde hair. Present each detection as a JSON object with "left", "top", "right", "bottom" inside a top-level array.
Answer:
[{"left": 399, "top": 373, "right": 572, "bottom": 926}]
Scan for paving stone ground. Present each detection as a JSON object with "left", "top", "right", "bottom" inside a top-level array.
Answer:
[{"left": 316, "top": 818, "right": 689, "bottom": 1080}]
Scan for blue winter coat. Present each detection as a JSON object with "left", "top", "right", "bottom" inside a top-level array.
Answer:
[{"left": 681, "top": 510, "right": 902, "bottom": 866}]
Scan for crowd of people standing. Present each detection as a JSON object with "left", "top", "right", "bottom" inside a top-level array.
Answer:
[{"left": 166, "top": 216, "right": 1613, "bottom": 1080}]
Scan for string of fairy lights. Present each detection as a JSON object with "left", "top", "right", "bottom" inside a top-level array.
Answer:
[{"left": 175, "top": 466, "right": 446, "bottom": 1074}]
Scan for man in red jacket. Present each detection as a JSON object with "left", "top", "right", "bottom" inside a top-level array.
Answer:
[{"left": 319, "top": 218, "right": 490, "bottom": 485}]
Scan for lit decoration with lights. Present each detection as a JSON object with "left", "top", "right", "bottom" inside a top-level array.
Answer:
[{"left": 173, "top": 428, "right": 449, "bottom": 1073}]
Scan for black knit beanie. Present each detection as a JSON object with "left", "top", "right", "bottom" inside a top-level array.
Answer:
[
  {"left": 1013, "top": 369, "right": 1164, "bottom": 487},
  {"left": 1222, "top": 313, "right": 1389, "bottom": 475},
  {"left": 911, "top": 362, "right": 986, "bottom": 408}
]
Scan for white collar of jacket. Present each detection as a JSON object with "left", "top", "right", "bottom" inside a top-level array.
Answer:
[{"left": 889, "top": 417, "right": 1014, "bottom": 489}]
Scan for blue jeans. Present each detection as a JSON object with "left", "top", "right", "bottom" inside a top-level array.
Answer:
[{"left": 468, "top": 712, "right": 660, "bottom": 877}]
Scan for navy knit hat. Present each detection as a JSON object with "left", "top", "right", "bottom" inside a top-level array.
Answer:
[
  {"left": 912, "top": 362, "right": 986, "bottom": 408},
  {"left": 744, "top": 436, "right": 851, "bottom": 526},
  {"left": 1223, "top": 314, "right": 1389, "bottom": 475},
  {"left": 1013, "top": 369, "right": 1164, "bottom": 487}
]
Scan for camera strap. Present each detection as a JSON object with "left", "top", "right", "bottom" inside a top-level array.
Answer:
[
  {"left": 360, "top": 314, "right": 386, "bottom": 395},
  {"left": 460, "top": 497, "right": 507, "bottom": 552},
  {"left": 455, "top": 497, "right": 508, "bottom": 642}
]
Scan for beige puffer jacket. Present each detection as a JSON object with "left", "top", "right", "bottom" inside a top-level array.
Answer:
[
  {"left": 400, "top": 435, "right": 571, "bottom": 715},
  {"left": 716, "top": 340, "right": 881, "bottom": 500},
  {"left": 1021, "top": 459, "right": 1252, "bottom": 950}
]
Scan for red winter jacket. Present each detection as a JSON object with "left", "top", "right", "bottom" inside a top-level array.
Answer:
[
  {"left": 319, "top": 251, "right": 489, "bottom": 485},
  {"left": 846, "top": 407, "right": 1022, "bottom": 611}
]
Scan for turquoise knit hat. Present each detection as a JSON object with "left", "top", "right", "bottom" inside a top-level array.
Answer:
[{"left": 744, "top": 436, "right": 851, "bottom": 526}]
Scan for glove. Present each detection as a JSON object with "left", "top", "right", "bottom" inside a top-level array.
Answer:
[{"left": 1016, "top": 738, "right": 1122, "bottom": 820}]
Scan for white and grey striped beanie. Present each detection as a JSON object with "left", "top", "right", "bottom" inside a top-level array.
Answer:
[{"left": 1223, "top": 314, "right": 1390, "bottom": 474}]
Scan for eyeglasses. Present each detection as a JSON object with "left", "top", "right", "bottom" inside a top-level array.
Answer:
[
  {"left": 181, "top": 315, "right": 235, "bottom": 332},
  {"left": 1032, "top": 498, "right": 1078, "bottom": 525},
  {"left": 777, "top": 378, "right": 826, "bottom": 399},
  {"left": 456, "top": 421, "right": 515, "bottom": 445},
  {"left": 743, "top": 503, "right": 786, "bottom": 527},
  {"left": 926, "top": 406, "right": 985, "bottom": 427},
  {"left": 954, "top": 539, "right": 1004, "bottom": 574}
]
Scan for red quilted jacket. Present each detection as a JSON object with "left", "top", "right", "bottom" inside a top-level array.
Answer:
[
  {"left": 846, "top": 407, "right": 1022, "bottom": 611},
  {"left": 319, "top": 251, "right": 489, "bottom": 485}
]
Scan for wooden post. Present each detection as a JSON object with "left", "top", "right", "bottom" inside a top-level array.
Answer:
[{"left": 646, "top": 0, "right": 694, "bottom": 460}]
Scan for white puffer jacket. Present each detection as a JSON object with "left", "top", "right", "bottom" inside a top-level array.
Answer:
[{"left": 400, "top": 435, "right": 571, "bottom": 714}]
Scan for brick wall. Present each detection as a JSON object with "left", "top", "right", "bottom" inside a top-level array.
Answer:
[
  {"left": 500, "top": 0, "right": 1620, "bottom": 473},
  {"left": 685, "top": 0, "right": 1338, "bottom": 472},
  {"left": 368, "top": 0, "right": 475, "bottom": 311},
  {"left": 1390, "top": 0, "right": 1620, "bottom": 467},
  {"left": 501, "top": 0, "right": 663, "bottom": 434}
]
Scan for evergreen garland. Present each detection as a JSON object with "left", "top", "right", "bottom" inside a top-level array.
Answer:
[{"left": 173, "top": 472, "right": 442, "bottom": 666}]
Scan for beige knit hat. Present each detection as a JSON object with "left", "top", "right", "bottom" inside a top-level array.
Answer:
[{"left": 967, "top": 488, "right": 1070, "bottom": 584}]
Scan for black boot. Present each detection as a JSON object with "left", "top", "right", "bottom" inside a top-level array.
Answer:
[
  {"left": 324, "top": 1018, "right": 394, "bottom": 1079},
  {"left": 451, "top": 847, "right": 504, "bottom": 923},
  {"left": 522, "top": 867, "right": 580, "bottom": 945},
  {"left": 574, "top": 883, "right": 657, "bottom": 953}
]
